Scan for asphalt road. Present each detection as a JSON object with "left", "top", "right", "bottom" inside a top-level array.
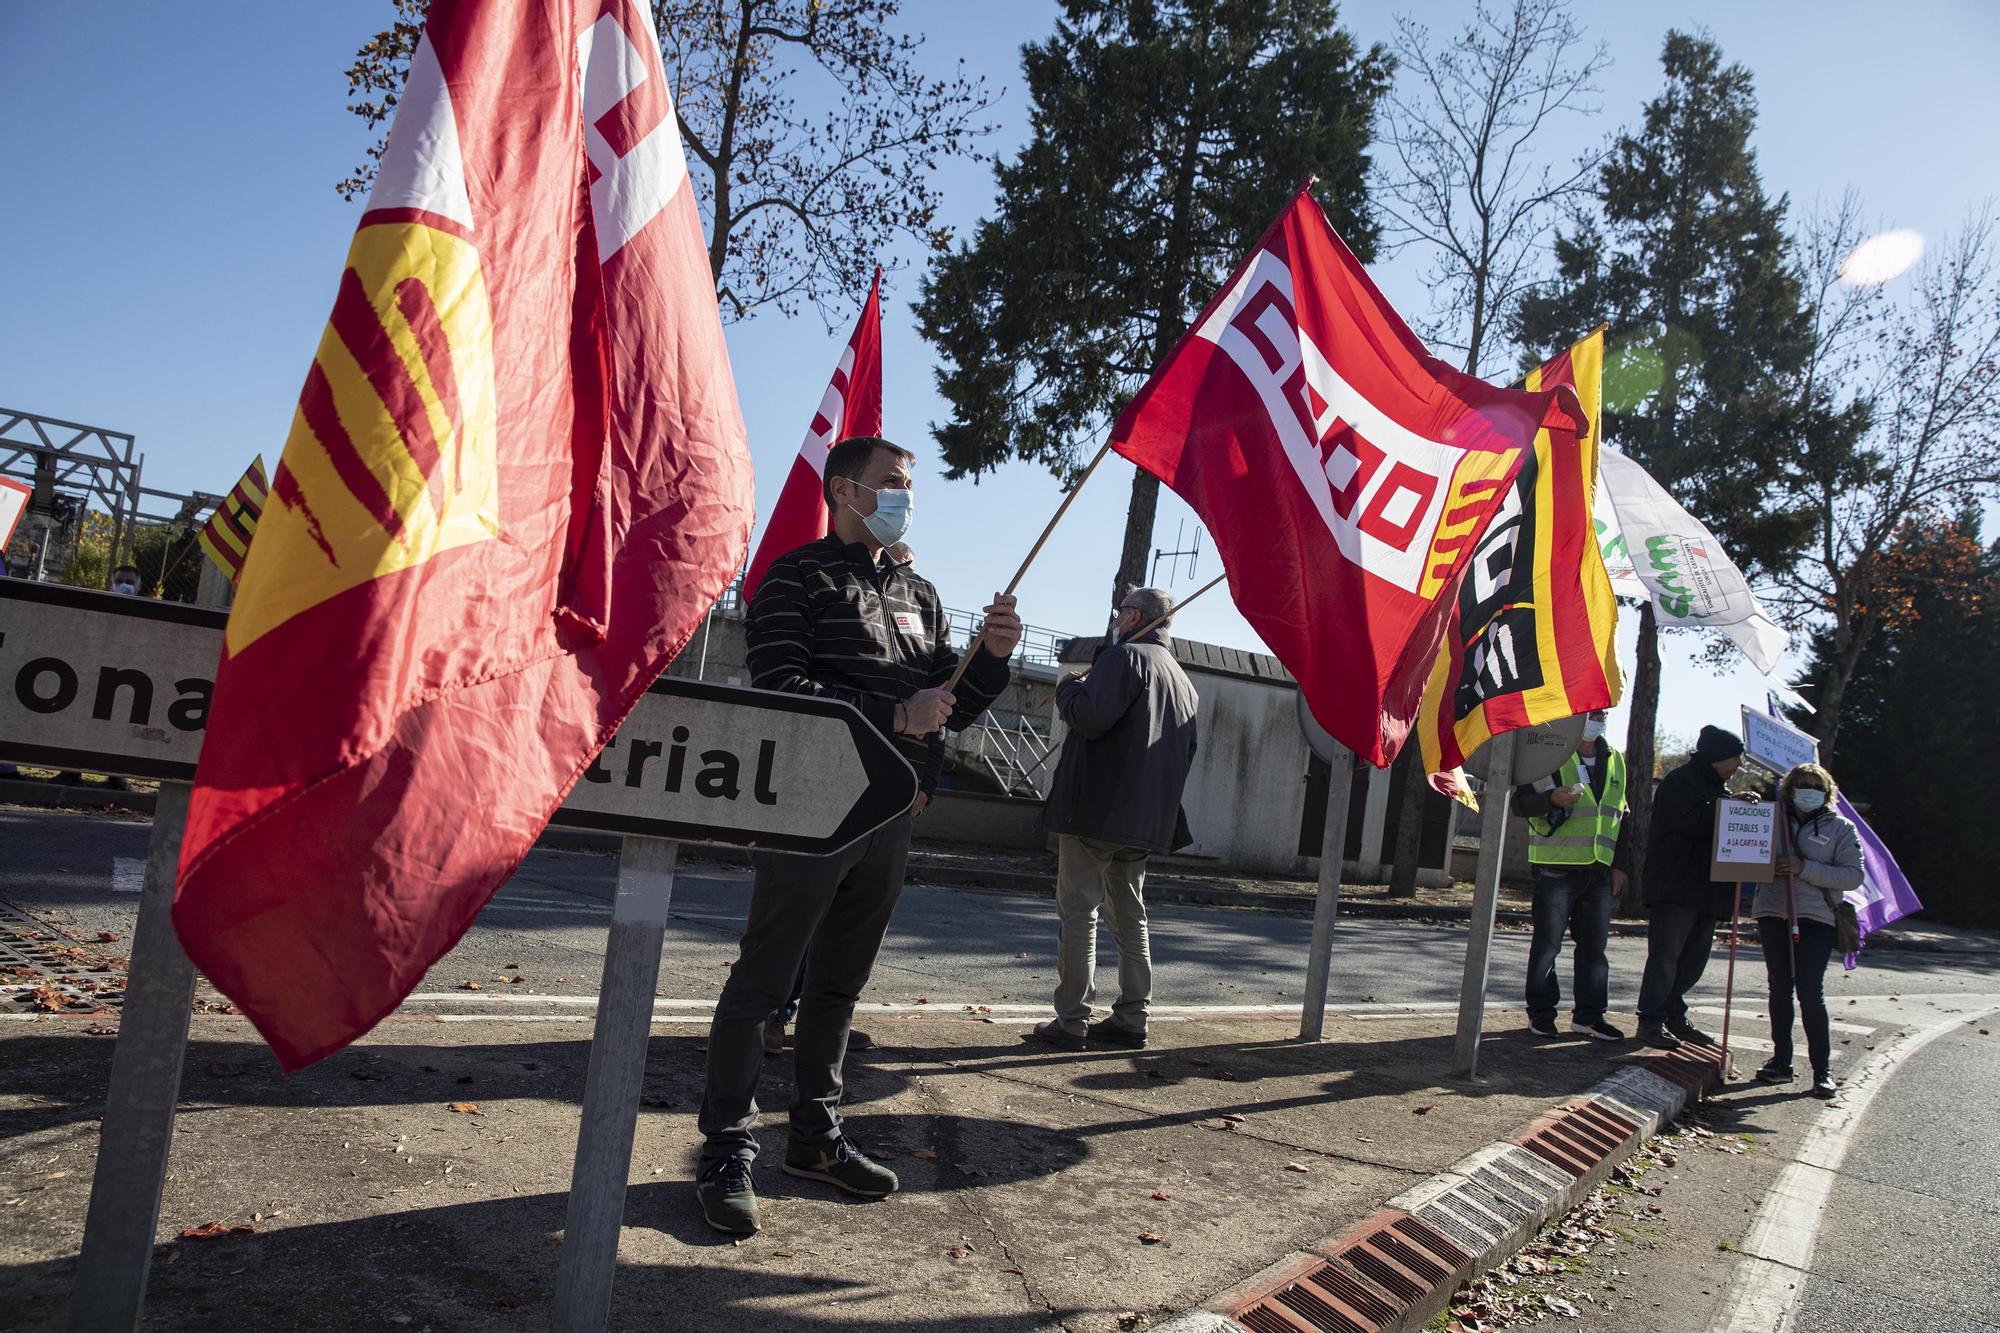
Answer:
[{"left": 6, "top": 804, "right": 2000, "bottom": 1333}]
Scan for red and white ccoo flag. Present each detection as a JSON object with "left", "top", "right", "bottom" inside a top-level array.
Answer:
[
  {"left": 740, "top": 269, "right": 883, "bottom": 602},
  {"left": 1111, "top": 186, "right": 1584, "bottom": 767}
]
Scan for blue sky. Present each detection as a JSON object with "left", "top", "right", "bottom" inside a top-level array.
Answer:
[{"left": 3, "top": 1, "right": 1995, "bottom": 753}]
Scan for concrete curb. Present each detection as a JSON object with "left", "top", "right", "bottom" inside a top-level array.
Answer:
[{"left": 1154, "top": 1045, "right": 1724, "bottom": 1333}]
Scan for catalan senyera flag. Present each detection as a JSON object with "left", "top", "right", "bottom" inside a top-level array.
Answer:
[
  {"left": 740, "top": 267, "right": 884, "bottom": 602},
  {"left": 196, "top": 456, "right": 269, "bottom": 584},
  {"left": 173, "top": 0, "right": 754, "bottom": 1071},
  {"left": 1111, "top": 185, "right": 1586, "bottom": 766},
  {"left": 1414, "top": 329, "right": 1622, "bottom": 782}
]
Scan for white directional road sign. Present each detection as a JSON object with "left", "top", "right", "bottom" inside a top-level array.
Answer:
[{"left": 0, "top": 579, "right": 915, "bottom": 855}]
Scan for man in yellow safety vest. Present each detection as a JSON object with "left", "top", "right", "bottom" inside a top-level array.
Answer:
[{"left": 1514, "top": 708, "right": 1631, "bottom": 1042}]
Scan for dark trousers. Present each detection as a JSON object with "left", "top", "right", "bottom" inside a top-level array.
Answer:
[
  {"left": 1636, "top": 903, "right": 1717, "bottom": 1026},
  {"left": 697, "top": 813, "right": 913, "bottom": 1164},
  {"left": 1758, "top": 916, "right": 1835, "bottom": 1078},
  {"left": 1524, "top": 864, "right": 1613, "bottom": 1026}
]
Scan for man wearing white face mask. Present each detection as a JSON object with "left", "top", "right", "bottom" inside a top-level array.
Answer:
[
  {"left": 1514, "top": 708, "right": 1631, "bottom": 1042},
  {"left": 694, "top": 435, "right": 1024, "bottom": 1235}
]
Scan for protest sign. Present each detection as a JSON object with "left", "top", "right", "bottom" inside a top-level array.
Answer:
[
  {"left": 1741, "top": 705, "right": 1820, "bottom": 777},
  {"left": 1711, "top": 797, "right": 1777, "bottom": 883}
]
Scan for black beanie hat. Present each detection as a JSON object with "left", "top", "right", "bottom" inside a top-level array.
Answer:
[{"left": 1695, "top": 725, "right": 1745, "bottom": 763}]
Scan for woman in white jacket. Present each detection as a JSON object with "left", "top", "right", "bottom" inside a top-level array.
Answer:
[{"left": 1754, "top": 763, "right": 1865, "bottom": 1098}]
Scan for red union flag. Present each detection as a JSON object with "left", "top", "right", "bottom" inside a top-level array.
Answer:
[
  {"left": 1111, "top": 187, "right": 1584, "bottom": 766},
  {"left": 173, "top": 0, "right": 754, "bottom": 1070},
  {"left": 740, "top": 269, "right": 884, "bottom": 601}
]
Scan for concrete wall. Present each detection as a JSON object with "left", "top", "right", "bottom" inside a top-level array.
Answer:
[{"left": 917, "top": 789, "right": 1046, "bottom": 849}]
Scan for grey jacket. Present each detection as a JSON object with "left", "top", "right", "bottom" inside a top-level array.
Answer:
[
  {"left": 1752, "top": 810, "right": 1865, "bottom": 926},
  {"left": 1042, "top": 630, "right": 1199, "bottom": 854}
]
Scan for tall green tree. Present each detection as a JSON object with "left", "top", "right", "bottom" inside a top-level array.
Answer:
[
  {"left": 1790, "top": 515, "right": 1996, "bottom": 926},
  {"left": 917, "top": 0, "right": 1391, "bottom": 615},
  {"left": 1515, "top": 30, "right": 1813, "bottom": 903}
]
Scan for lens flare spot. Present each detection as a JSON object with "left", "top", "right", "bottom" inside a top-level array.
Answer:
[{"left": 1838, "top": 229, "right": 1924, "bottom": 287}]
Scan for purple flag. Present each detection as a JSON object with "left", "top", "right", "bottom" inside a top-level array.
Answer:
[{"left": 1835, "top": 791, "right": 1924, "bottom": 969}]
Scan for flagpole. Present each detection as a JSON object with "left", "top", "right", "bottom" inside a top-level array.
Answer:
[{"left": 941, "top": 439, "right": 1114, "bottom": 693}]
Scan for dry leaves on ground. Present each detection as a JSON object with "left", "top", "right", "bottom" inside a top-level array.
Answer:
[
  {"left": 1137, "top": 1232, "right": 1164, "bottom": 1245},
  {"left": 447, "top": 1102, "right": 481, "bottom": 1115},
  {"left": 180, "top": 1221, "right": 255, "bottom": 1240}
]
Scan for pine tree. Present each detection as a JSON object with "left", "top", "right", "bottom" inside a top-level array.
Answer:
[
  {"left": 916, "top": 0, "right": 1391, "bottom": 615},
  {"left": 1790, "top": 516, "right": 1996, "bottom": 926},
  {"left": 1514, "top": 30, "right": 1812, "bottom": 903}
]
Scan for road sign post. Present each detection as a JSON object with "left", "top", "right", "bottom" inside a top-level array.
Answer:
[
  {"left": 1454, "top": 730, "right": 1519, "bottom": 1077},
  {"left": 68, "top": 781, "right": 195, "bottom": 1333},
  {"left": 554, "top": 835, "right": 679, "bottom": 1332},
  {"left": 3, "top": 580, "right": 916, "bottom": 1331},
  {"left": 1295, "top": 696, "right": 1352, "bottom": 1040}
]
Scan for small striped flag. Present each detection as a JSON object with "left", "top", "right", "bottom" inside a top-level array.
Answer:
[{"left": 196, "top": 456, "right": 268, "bottom": 584}]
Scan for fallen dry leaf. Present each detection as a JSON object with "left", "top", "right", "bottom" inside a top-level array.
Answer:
[
  {"left": 772, "top": 1250, "right": 794, "bottom": 1259},
  {"left": 947, "top": 1244, "right": 974, "bottom": 1260},
  {"left": 95, "top": 932, "right": 119, "bottom": 943},
  {"left": 179, "top": 1221, "right": 253, "bottom": 1240},
  {"left": 1150, "top": 1191, "right": 1173, "bottom": 1201},
  {"left": 503, "top": 963, "right": 520, "bottom": 970},
  {"left": 447, "top": 1102, "right": 481, "bottom": 1115},
  {"left": 1137, "top": 1232, "right": 1164, "bottom": 1245},
  {"left": 1413, "top": 1105, "right": 1434, "bottom": 1115},
  {"left": 1285, "top": 1162, "right": 1311, "bottom": 1173},
  {"left": 1220, "top": 1113, "right": 1247, "bottom": 1124},
  {"left": 458, "top": 980, "right": 482, "bottom": 991},
  {"left": 910, "top": 1148, "right": 938, "bottom": 1160}
]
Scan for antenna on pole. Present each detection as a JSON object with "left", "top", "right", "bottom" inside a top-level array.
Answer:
[{"left": 1150, "top": 521, "right": 1203, "bottom": 588}]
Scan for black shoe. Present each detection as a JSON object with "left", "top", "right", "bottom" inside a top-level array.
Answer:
[
  {"left": 1667, "top": 1019, "right": 1715, "bottom": 1047},
  {"left": 1528, "top": 1018, "right": 1561, "bottom": 1039},
  {"left": 847, "top": 1027, "right": 875, "bottom": 1052},
  {"left": 696, "top": 1158, "right": 759, "bottom": 1235},
  {"left": 763, "top": 1013, "right": 787, "bottom": 1057},
  {"left": 782, "top": 1135, "right": 898, "bottom": 1198},
  {"left": 1637, "top": 1024, "right": 1682, "bottom": 1050},
  {"left": 1810, "top": 1074, "right": 1838, "bottom": 1100},
  {"left": 1087, "top": 1018, "right": 1147, "bottom": 1049},
  {"left": 1755, "top": 1061, "right": 1794, "bottom": 1084},
  {"left": 1029, "top": 1020, "right": 1086, "bottom": 1051},
  {"left": 1570, "top": 1020, "right": 1626, "bottom": 1042}
]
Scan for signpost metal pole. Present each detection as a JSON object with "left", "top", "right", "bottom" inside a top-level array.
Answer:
[
  {"left": 553, "top": 834, "right": 679, "bottom": 1333},
  {"left": 1454, "top": 731, "right": 1519, "bottom": 1077},
  {"left": 1299, "top": 739, "right": 1354, "bottom": 1040},
  {"left": 70, "top": 782, "right": 196, "bottom": 1333}
]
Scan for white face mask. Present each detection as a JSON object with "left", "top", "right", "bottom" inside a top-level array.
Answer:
[
  {"left": 844, "top": 482, "right": 913, "bottom": 547},
  {"left": 1793, "top": 788, "right": 1828, "bottom": 813},
  {"left": 111, "top": 582, "right": 138, "bottom": 596},
  {"left": 1581, "top": 718, "right": 1606, "bottom": 742}
]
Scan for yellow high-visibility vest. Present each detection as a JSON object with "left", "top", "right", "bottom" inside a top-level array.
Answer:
[{"left": 1526, "top": 749, "right": 1627, "bottom": 866}]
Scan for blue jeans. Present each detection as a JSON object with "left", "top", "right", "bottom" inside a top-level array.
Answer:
[
  {"left": 1636, "top": 903, "right": 1717, "bottom": 1027},
  {"left": 1758, "top": 916, "right": 1835, "bottom": 1078},
  {"left": 1525, "top": 864, "right": 1613, "bottom": 1026}
]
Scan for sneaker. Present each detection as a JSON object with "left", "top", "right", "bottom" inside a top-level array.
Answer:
[
  {"left": 1810, "top": 1074, "right": 1838, "bottom": 1100},
  {"left": 847, "top": 1028, "right": 875, "bottom": 1052},
  {"left": 696, "top": 1158, "right": 759, "bottom": 1235},
  {"left": 1637, "top": 1024, "right": 1682, "bottom": 1050},
  {"left": 1028, "top": 1020, "right": 1086, "bottom": 1051},
  {"left": 782, "top": 1135, "right": 898, "bottom": 1198},
  {"left": 1755, "top": 1061, "right": 1794, "bottom": 1084},
  {"left": 1087, "top": 1018, "right": 1147, "bottom": 1049},
  {"left": 1570, "top": 1020, "right": 1626, "bottom": 1042},
  {"left": 1667, "top": 1019, "right": 1715, "bottom": 1046},
  {"left": 1527, "top": 1019, "right": 1561, "bottom": 1039},
  {"left": 762, "top": 1013, "right": 787, "bottom": 1057}
]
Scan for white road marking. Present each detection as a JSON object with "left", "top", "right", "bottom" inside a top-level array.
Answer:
[
  {"left": 111, "top": 857, "right": 145, "bottom": 894},
  {"left": 1714, "top": 996, "right": 2000, "bottom": 1333}
]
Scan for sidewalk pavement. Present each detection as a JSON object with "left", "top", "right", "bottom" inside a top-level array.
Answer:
[{"left": 2, "top": 1004, "right": 1711, "bottom": 1332}]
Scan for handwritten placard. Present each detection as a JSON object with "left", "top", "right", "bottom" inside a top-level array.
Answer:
[
  {"left": 1741, "top": 707, "right": 1820, "bottom": 778},
  {"left": 1710, "top": 797, "right": 1777, "bottom": 883}
]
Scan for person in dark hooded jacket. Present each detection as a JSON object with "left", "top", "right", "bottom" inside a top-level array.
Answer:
[
  {"left": 1634, "top": 725, "right": 1744, "bottom": 1049},
  {"left": 1032, "top": 587, "right": 1199, "bottom": 1051}
]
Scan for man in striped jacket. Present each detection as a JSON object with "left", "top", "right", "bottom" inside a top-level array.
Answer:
[{"left": 696, "top": 435, "right": 1021, "bottom": 1235}]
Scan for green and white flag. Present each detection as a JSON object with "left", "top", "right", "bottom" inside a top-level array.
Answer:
[{"left": 1593, "top": 446, "right": 1788, "bottom": 673}]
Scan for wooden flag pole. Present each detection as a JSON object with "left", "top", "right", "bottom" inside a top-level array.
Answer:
[{"left": 941, "top": 440, "right": 1114, "bottom": 694}]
